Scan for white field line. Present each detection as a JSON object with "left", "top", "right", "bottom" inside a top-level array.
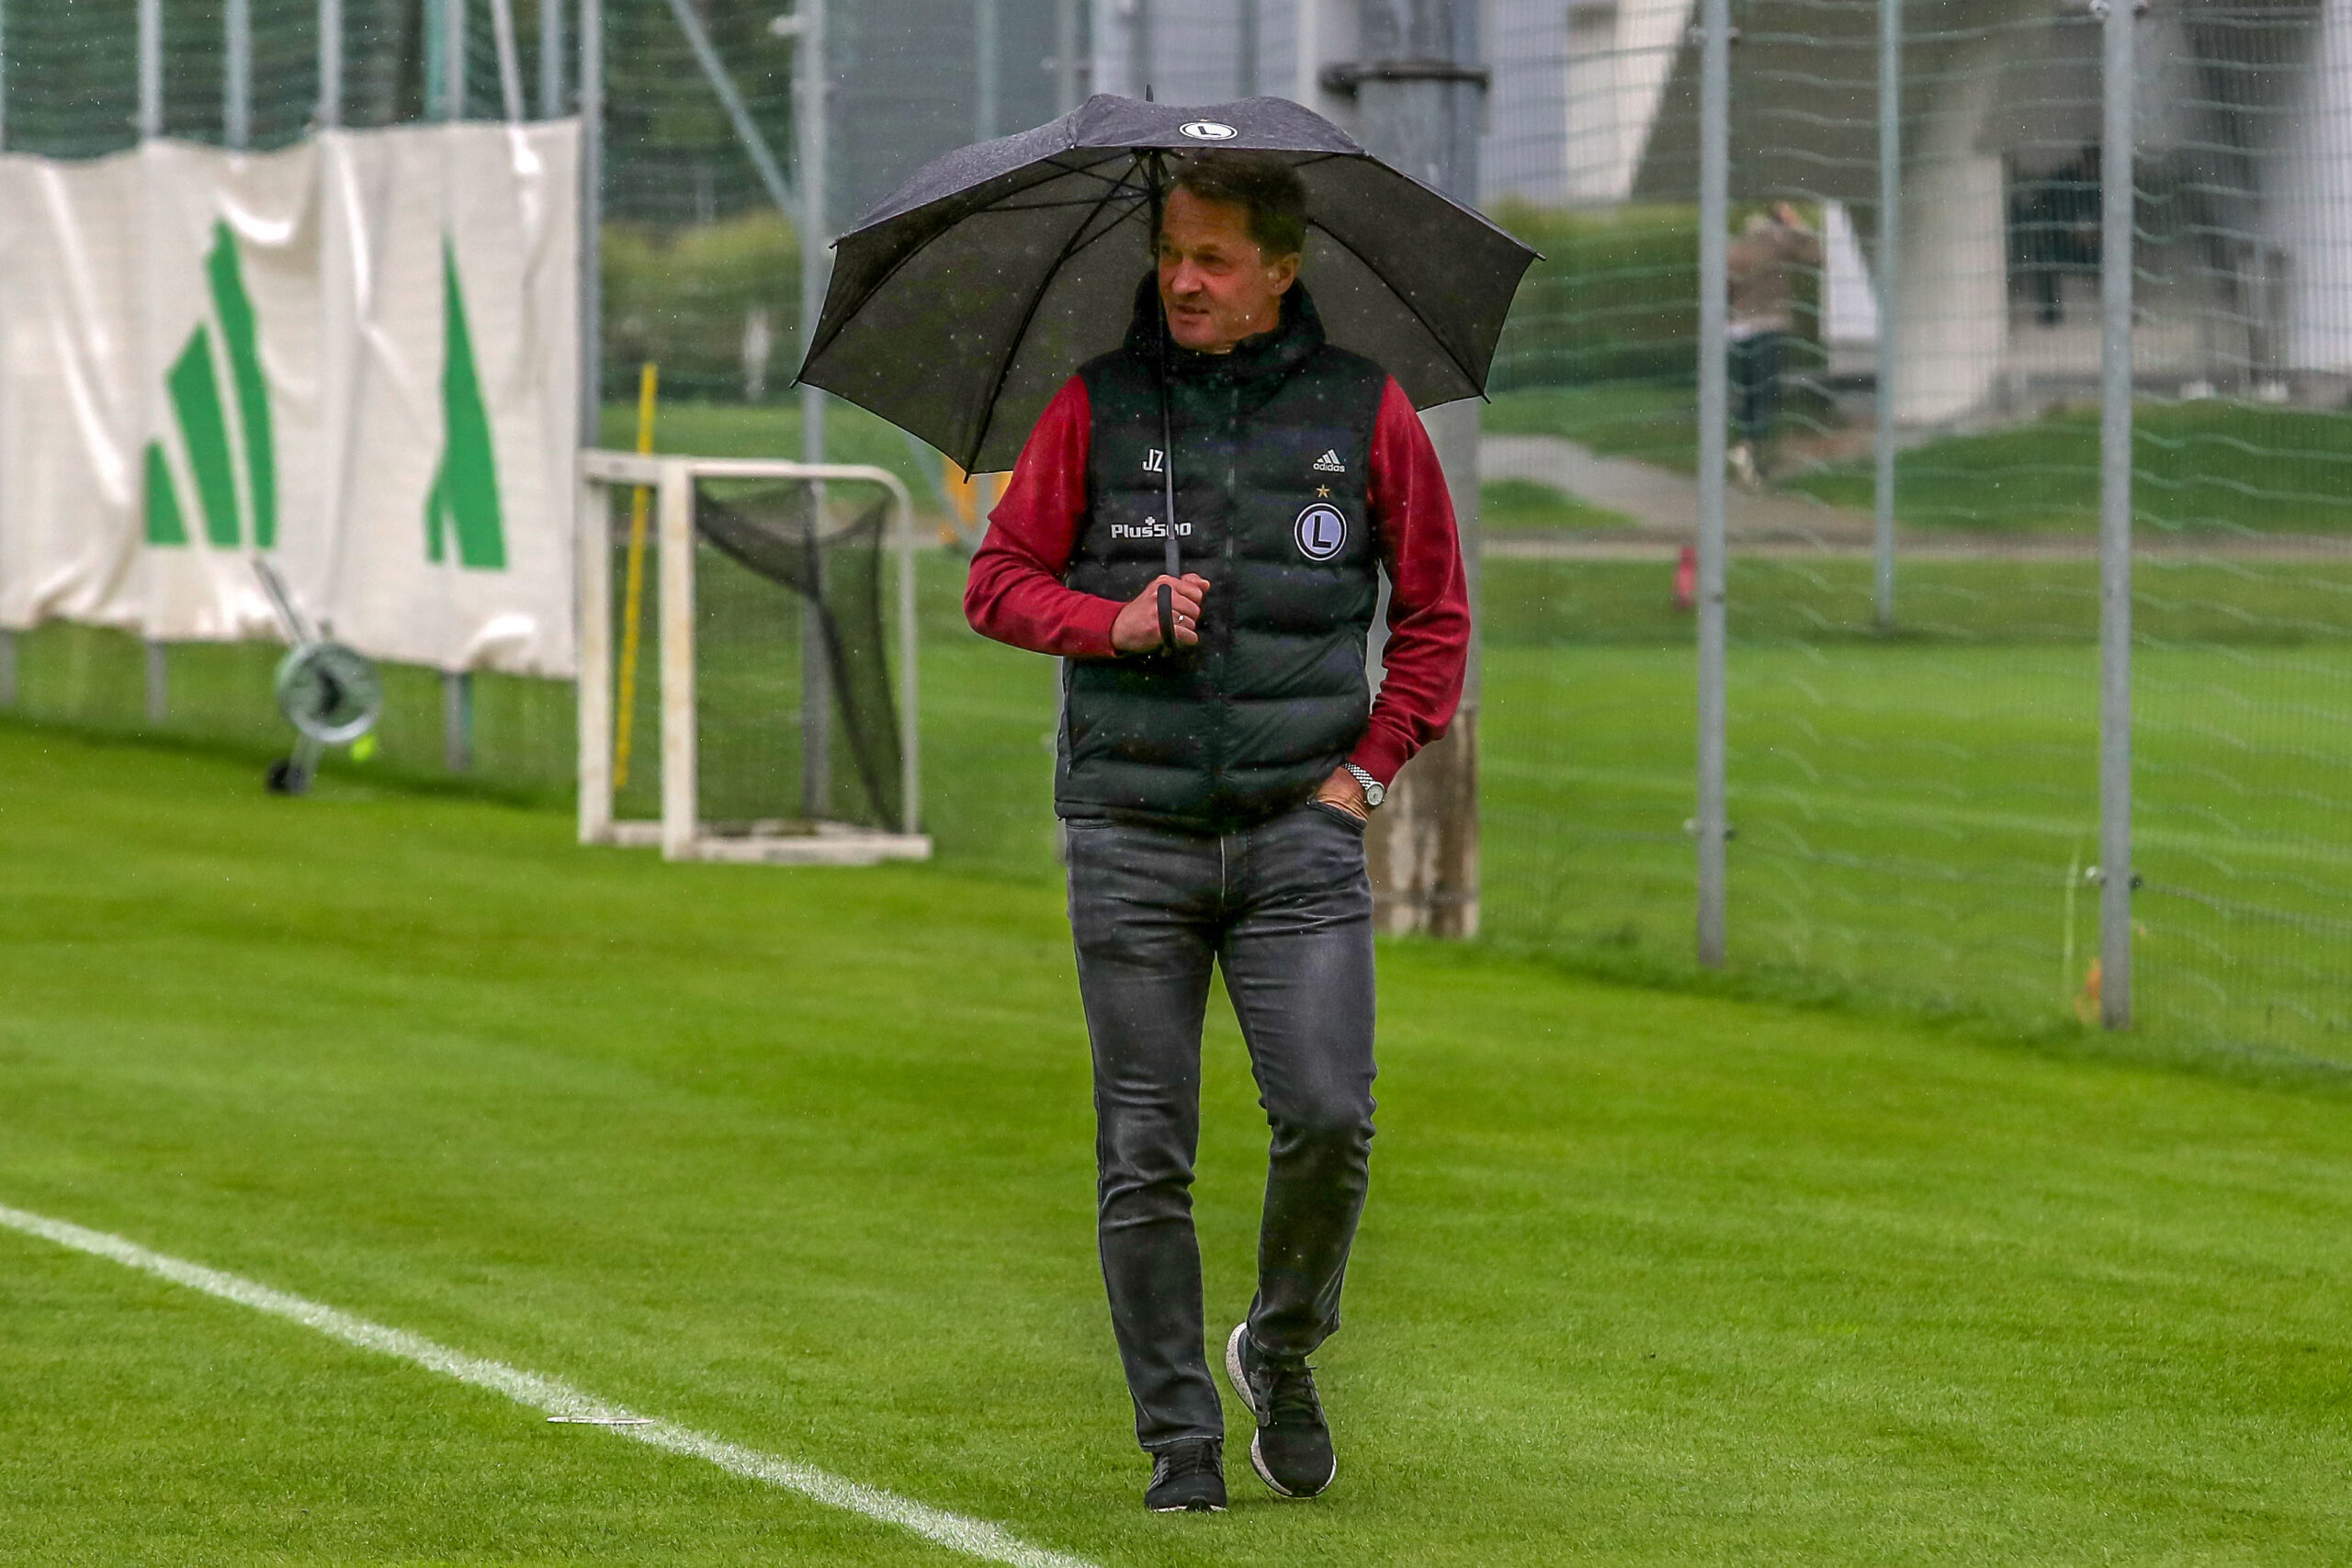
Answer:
[{"left": 0, "top": 1203, "right": 1097, "bottom": 1568}]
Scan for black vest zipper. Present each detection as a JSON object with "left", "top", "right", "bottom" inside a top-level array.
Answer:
[{"left": 1207, "top": 379, "right": 1244, "bottom": 798}]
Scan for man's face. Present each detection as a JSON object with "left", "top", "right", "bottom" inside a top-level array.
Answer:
[{"left": 1156, "top": 187, "right": 1300, "bottom": 354}]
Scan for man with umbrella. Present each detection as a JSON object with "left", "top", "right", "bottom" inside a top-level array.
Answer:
[
  {"left": 963, "top": 150, "right": 1471, "bottom": 1512},
  {"left": 799, "top": 95, "right": 1526, "bottom": 1514}
]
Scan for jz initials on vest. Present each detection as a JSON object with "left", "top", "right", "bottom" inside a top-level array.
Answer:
[{"left": 1110, "top": 518, "right": 1193, "bottom": 539}]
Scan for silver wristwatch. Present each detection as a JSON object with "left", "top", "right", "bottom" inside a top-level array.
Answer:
[{"left": 1343, "top": 764, "right": 1385, "bottom": 810}]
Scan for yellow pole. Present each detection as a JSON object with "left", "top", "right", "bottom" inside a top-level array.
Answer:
[
  {"left": 944, "top": 455, "right": 976, "bottom": 536},
  {"left": 613, "top": 362, "right": 660, "bottom": 791},
  {"left": 944, "top": 457, "right": 1007, "bottom": 547}
]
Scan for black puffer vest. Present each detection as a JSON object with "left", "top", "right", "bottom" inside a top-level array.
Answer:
[{"left": 1059, "top": 277, "right": 1386, "bottom": 832}]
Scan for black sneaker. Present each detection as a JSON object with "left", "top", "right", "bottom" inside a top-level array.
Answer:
[
  {"left": 1224, "top": 1323, "right": 1337, "bottom": 1498},
  {"left": 1145, "top": 1438, "right": 1227, "bottom": 1513}
]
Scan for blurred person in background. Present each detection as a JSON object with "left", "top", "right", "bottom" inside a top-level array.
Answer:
[
  {"left": 963, "top": 152, "right": 1469, "bottom": 1514},
  {"left": 1726, "top": 201, "right": 1823, "bottom": 487}
]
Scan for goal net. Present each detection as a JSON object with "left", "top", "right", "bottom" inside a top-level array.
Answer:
[{"left": 576, "top": 453, "right": 927, "bottom": 865}]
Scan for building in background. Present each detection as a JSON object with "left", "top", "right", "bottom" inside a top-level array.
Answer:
[{"left": 1500, "top": 0, "right": 2349, "bottom": 423}]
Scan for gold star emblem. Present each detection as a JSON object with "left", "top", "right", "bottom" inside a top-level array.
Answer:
[{"left": 1316, "top": 486, "right": 1332, "bottom": 499}]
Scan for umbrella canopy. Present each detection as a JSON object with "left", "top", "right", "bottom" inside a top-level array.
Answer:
[{"left": 797, "top": 95, "right": 1538, "bottom": 475}]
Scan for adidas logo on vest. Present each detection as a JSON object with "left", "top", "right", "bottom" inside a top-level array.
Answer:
[{"left": 1312, "top": 449, "right": 1345, "bottom": 473}]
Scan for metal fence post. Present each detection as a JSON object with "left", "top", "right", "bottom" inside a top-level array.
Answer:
[
  {"left": 1295, "top": 0, "right": 1319, "bottom": 106},
  {"left": 320, "top": 0, "right": 343, "bottom": 128},
  {"left": 541, "top": 0, "right": 564, "bottom": 117},
  {"left": 436, "top": 0, "right": 472, "bottom": 771},
  {"left": 2098, "top": 0, "right": 2136, "bottom": 1028},
  {"left": 799, "top": 0, "right": 832, "bottom": 818},
  {"left": 490, "top": 0, "right": 524, "bottom": 122},
  {"left": 137, "top": 0, "right": 159, "bottom": 721},
  {"left": 139, "top": 0, "right": 162, "bottom": 138},
  {"left": 1128, "top": 0, "right": 1152, "bottom": 96},
  {"left": 580, "top": 0, "right": 603, "bottom": 437},
  {"left": 1056, "top": 0, "right": 1080, "bottom": 113},
  {"left": 444, "top": 0, "right": 467, "bottom": 123},
  {"left": 976, "top": 0, "right": 1000, "bottom": 141},
  {"left": 0, "top": 6, "right": 6, "bottom": 709},
  {"left": 1694, "top": 0, "right": 1732, "bottom": 968},
  {"left": 444, "top": 670, "right": 474, "bottom": 772},
  {"left": 1872, "top": 0, "right": 1900, "bottom": 630},
  {"left": 226, "top": 0, "right": 251, "bottom": 150}
]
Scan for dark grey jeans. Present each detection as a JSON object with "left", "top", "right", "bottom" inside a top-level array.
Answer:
[{"left": 1065, "top": 801, "right": 1378, "bottom": 1450}]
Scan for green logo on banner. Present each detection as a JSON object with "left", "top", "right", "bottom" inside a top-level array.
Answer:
[
  {"left": 424, "top": 243, "right": 506, "bottom": 570},
  {"left": 145, "top": 222, "right": 276, "bottom": 549}
]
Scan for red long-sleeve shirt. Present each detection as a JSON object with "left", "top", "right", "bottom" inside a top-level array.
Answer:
[{"left": 964, "top": 374, "right": 1470, "bottom": 786}]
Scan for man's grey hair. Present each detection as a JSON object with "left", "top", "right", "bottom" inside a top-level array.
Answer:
[{"left": 1164, "top": 152, "right": 1309, "bottom": 261}]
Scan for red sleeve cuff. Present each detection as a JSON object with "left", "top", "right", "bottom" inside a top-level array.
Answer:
[
  {"left": 1066, "top": 597, "right": 1123, "bottom": 659},
  {"left": 1345, "top": 734, "right": 1408, "bottom": 789}
]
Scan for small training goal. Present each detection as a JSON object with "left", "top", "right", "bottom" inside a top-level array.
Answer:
[{"left": 576, "top": 451, "right": 928, "bottom": 865}]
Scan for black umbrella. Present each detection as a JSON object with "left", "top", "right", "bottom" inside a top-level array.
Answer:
[{"left": 797, "top": 92, "right": 1536, "bottom": 479}]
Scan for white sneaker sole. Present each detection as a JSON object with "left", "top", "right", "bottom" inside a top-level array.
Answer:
[{"left": 1223, "top": 1322, "right": 1335, "bottom": 1499}]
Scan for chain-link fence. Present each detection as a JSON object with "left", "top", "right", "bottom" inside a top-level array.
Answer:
[
  {"left": 6, "top": 0, "right": 2352, "bottom": 1064},
  {"left": 1482, "top": 0, "right": 2352, "bottom": 1065}
]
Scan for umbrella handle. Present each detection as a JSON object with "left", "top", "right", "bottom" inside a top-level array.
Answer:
[{"left": 1157, "top": 582, "right": 1176, "bottom": 652}]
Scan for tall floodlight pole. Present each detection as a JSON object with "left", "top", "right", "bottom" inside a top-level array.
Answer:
[
  {"left": 320, "top": 0, "right": 345, "bottom": 127},
  {"left": 977, "top": 0, "right": 1000, "bottom": 141},
  {"left": 2097, "top": 0, "right": 2136, "bottom": 1028},
  {"left": 1238, "top": 0, "right": 1260, "bottom": 96},
  {"left": 798, "top": 0, "right": 832, "bottom": 816},
  {"left": 1871, "top": 0, "right": 1899, "bottom": 629},
  {"left": 1694, "top": 0, "right": 1732, "bottom": 967},
  {"left": 1352, "top": 0, "right": 1488, "bottom": 939},
  {"left": 227, "top": 0, "right": 252, "bottom": 150}
]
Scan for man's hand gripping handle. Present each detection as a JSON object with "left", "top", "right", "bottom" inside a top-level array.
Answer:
[{"left": 1112, "top": 574, "right": 1211, "bottom": 655}]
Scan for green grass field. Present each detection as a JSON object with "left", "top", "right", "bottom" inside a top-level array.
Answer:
[
  {"left": 6, "top": 725, "right": 2352, "bottom": 1564},
  {"left": 1480, "top": 478, "right": 1637, "bottom": 532},
  {"left": 12, "top": 542, "right": 2352, "bottom": 1062},
  {"left": 1789, "top": 401, "right": 2352, "bottom": 536}
]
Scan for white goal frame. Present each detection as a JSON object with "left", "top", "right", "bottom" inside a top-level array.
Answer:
[{"left": 576, "top": 450, "right": 930, "bottom": 865}]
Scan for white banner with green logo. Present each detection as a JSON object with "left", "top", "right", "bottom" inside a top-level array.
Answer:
[{"left": 0, "top": 122, "right": 579, "bottom": 678}]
